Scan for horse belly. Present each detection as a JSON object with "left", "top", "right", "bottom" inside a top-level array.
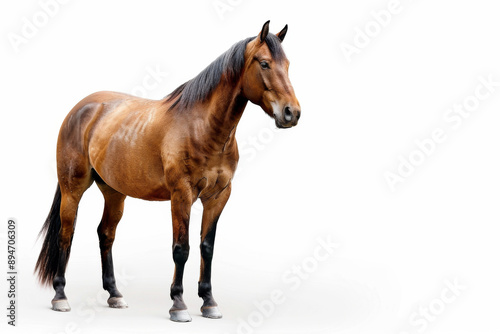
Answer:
[
  {"left": 91, "top": 140, "right": 169, "bottom": 200},
  {"left": 88, "top": 105, "right": 170, "bottom": 200}
]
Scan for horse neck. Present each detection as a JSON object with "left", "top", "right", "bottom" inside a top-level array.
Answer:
[{"left": 195, "top": 79, "right": 248, "bottom": 147}]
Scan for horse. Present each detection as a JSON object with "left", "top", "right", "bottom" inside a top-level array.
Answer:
[{"left": 35, "top": 20, "right": 301, "bottom": 322}]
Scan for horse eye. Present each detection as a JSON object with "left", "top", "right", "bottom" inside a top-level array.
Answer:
[{"left": 260, "top": 61, "right": 270, "bottom": 69}]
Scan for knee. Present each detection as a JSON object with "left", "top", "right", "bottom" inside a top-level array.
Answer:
[
  {"left": 172, "top": 244, "right": 189, "bottom": 264},
  {"left": 97, "top": 227, "right": 115, "bottom": 248},
  {"left": 200, "top": 240, "right": 213, "bottom": 261}
]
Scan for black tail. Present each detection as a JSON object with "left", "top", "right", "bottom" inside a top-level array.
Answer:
[{"left": 35, "top": 184, "right": 69, "bottom": 286}]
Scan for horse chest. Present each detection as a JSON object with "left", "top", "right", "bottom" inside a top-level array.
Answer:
[
  {"left": 190, "top": 154, "right": 235, "bottom": 200},
  {"left": 194, "top": 170, "right": 231, "bottom": 200}
]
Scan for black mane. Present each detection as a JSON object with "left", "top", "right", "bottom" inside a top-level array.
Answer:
[{"left": 165, "top": 34, "right": 286, "bottom": 111}]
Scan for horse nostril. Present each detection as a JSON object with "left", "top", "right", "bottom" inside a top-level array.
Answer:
[
  {"left": 296, "top": 110, "right": 301, "bottom": 120},
  {"left": 284, "top": 106, "right": 293, "bottom": 122}
]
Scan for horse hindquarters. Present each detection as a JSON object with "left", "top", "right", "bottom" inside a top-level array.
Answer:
[{"left": 36, "top": 98, "right": 100, "bottom": 311}]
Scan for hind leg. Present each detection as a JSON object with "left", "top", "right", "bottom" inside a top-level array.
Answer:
[
  {"left": 52, "top": 175, "right": 93, "bottom": 311},
  {"left": 95, "top": 179, "right": 128, "bottom": 308}
]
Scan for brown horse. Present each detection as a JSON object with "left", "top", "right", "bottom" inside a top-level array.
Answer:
[{"left": 35, "top": 21, "right": 300, "bottom": 322}]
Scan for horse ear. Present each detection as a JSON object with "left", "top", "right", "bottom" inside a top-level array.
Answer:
[
  {"left": 276, "top": 24, "right": 288, "bottom": 42},
  {"left": 259, "top": 20, "right": 270, "bottom": 43}
]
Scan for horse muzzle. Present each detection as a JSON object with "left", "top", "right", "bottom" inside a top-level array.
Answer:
[{"left": 274, "top": 105, "right": 301, "bottom": 128}]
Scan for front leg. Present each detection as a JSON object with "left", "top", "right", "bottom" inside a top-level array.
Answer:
[
  {"left": 199, "top": 183, "right": 231, "bottom": 319},
  {"left": 169, "top": 189, "right": 192, "bottom": 322}
]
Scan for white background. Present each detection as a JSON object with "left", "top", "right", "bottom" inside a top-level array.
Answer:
[{"left": 1, "top": 0, "right": 500, "bottom": 333}]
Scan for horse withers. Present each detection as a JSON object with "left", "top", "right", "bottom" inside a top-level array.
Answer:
[{"left": 35, "top": 21, "right": 301, "bottom": 322}]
